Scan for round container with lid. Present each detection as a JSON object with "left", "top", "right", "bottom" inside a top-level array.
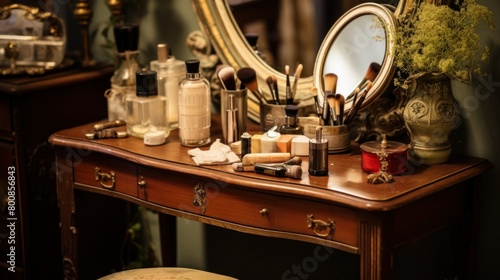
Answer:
[{"left": 360, "top": 135, "right": 408, "bottom": 175}]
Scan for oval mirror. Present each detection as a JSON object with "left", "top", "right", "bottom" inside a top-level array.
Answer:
[
  {"left": 192, "top": 0, "right": 411, "bottom": 122},
  {"left": 314, "top": 3, "right": 398, "bottom": 114}
]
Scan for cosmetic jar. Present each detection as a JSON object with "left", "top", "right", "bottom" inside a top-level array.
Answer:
[
  {"left": 360, "top": 135, "right": 409, "bottom": 175},
  {"left": 304, "top": 124, "right": 350, "bottom": 153},
  {"left": 259, "top": 102, "right": 316, "bottom": 132}
]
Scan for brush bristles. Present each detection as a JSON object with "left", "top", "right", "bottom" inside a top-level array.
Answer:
[
  {"left": 237, "top": 67, "right": 264, "bottom": 103},
  {"left": 366, "top": 62, "right": 381, "bottom": 82},
  {"left": 236, "top": 67, "right": 256, "bottom": 84},
  {"left": 218, "top": 66, "right": 236, "bottom": 90},
  {"left": 365, "top": 81, "right": 373, "bottom": 92},
  {"left": 285, "top": 65, "right": 290, "bottom": 76},
  {"left": 266, "top": 75, "right": 274, "bottom": 86},
  {"left": 326, "top": 93, "right": 336, "bottom": 109},
  {"left": 311, "top": 86, "right": 318, "bottom": 97},
  {"left": 324, "top": 73, "right": 338, "bottom": 93},
  {"left": 294, "top": 64, "right": 303, "bottom": 79}
]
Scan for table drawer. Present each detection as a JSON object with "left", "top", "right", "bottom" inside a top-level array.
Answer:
[
  {"left": 139, "top": 166, "right": 275, "bottom": 229},
  {"left": 73, "top": 152, "right": 138, "bottom": 197},
  {"left": 275, "top": 197, "right": 358, "bottom": 247}
]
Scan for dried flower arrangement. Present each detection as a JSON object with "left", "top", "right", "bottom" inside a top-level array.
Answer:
[{"left": 392, "top": 0, "right": 494, "bottom": 87}]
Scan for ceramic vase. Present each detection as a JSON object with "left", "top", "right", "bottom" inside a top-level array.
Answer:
[{"left": 403, "top": 73, "right": 459, "bottom": 164}]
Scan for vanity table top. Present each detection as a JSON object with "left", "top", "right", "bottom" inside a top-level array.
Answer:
[{"left": 49, "top": 115, "right": 493, "bottom": 212}]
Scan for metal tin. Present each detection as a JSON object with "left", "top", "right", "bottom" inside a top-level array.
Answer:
[
  {"left": 308, "top": 126, "right": 329, "bottom": 176},
  {"left": 360, "top": 135, "right": 408, "bottom": 175}
]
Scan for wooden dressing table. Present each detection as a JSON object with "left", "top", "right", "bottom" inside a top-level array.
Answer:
[{"left": 49, "top": 116, "right": 492, "bottom": 280}]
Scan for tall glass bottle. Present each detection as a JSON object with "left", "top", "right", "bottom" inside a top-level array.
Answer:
[
  {"left": 178, "top": 59, "right": 211, "bottom": 147},
  {"left": 150, "top": 43, "right": 186, "bottom": 129},
  {"left": 105, "top": 24, "right": 140, "bottom": 121},
  {"left": 126, "top": 70, "right": 169, "bottom": 141}
]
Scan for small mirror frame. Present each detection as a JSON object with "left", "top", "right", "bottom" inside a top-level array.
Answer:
[{"left": 313, "top": 3, "right": 398, "bottom": 113}]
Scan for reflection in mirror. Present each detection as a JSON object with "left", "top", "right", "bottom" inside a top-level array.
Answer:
[
  {"left": 322, "top": 14, "right": 386, "bottom": 100},
  {"left": 228, "top": 0, "right": 401, "bottom": 77},
  {"left": 314, "top": 3, "right": 397, "bottom": 114},
  {"left": 192, "top": 0, "right": 409, "bottom": 122}
]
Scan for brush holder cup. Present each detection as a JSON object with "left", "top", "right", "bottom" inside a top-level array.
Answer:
[
  {"left": 304, "top": 124, "right": 351, "bottom": 153},
  {"left": 260, "top": 103, "right": 316, "bottom": 132},
  {"left": 220, "top": 88, "right": 248, "bottom": 143}
]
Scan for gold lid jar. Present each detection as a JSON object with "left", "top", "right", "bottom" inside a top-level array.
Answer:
[{"left": 360, "top": 135, "right": 408, "bottom": 175}]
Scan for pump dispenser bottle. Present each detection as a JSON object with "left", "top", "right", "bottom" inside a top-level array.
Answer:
[
  {"left": 126, "top": 70, "right": 169, "bottom": 143},
  {"left": 105, "top": 24, "right": 140, "bottom": 121},
  {"left": 150, "top": 43, "right": 185, "bottom": 129},
  {"left": 178, "top": 59, "right": 211, "bottom": 147}
]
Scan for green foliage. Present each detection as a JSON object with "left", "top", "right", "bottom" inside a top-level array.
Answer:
[{"left": 393, "top": 0, "right": 494, "bottom": 86}]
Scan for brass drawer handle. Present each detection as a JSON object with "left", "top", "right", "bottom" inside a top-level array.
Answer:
[
  {"left": 138, "top": 176, "right": 146, "bottom": 188},
  {"left": 193, "top": 184, "right": 207, "bottom": 215},
  {"left": 95, "top": 167, "right": 116, "bottom": 189},
  {"left": 307, "top": 214, "right": 335, "bottom": 238},
  {"left": 260, "top": 208, "right": 269, "bottom": 215}
]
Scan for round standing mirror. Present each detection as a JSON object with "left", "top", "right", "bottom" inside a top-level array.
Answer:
[{"left": 313, "top": 3, "right": 398, "bottom": 113}]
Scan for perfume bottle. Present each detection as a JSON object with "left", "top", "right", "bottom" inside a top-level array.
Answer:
[
  {"left": 126, "top": 70, "right": 169, "bottom": 142},
  {"left": 279, "top": 105, "right": 303, "bottom": 134},
  {"left": 106, "top": 24, "right": 140, "bottom": 121},
  {"left": 178, "top": 59, "right": 211, "bottom": 147},
  {"left": 150, "top": 43, "right": 186, "bottom": 129}
]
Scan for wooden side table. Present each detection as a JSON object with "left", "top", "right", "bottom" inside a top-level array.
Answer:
[{"left": 0, "top": 65, "right": 113, "bottom": 279}]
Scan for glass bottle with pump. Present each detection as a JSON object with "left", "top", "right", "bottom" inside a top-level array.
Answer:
[
  {"left": 105, "top": 24, "right": 140, "bottom": 121},
  {"left": 126, "top": 70, "right": 169, "bottom": 142},
  {"left": 178, "top": 59, "right": 211, "bottom": 147},
  {"left": 150, "top": 43, "right": 186, "bottom": 129}
]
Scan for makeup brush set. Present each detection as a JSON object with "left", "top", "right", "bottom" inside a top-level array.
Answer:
[
  {"left": 313, "top": 62, "right": 379, "bottom": 127},
  {"left": 217, "top": 63, "right": 314, "bottom": 134}
]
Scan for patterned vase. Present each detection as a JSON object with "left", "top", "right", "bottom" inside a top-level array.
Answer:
[{"left": 403, "top": 73, "right": 459, "bottom": 164}]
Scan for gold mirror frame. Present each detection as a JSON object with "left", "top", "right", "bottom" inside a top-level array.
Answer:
[
  {"left": 313, "top": 3, "right": 398, "bottom": 113},
  {"left": 191, "top": 0, "right": 412, "bottom": 123}
]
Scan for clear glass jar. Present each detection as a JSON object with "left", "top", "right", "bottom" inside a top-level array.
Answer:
[
  {"left": 150, "top": 43, "right": 186, "bottom": 129},
  {"left": 126, "top": 70, "right": 169, "bottom": 140}
]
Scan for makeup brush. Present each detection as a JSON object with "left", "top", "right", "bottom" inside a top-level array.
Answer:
[
  {"left": 335, "top": 93, "right": 345, "bottom": 125},
  {"left": 292, "top": 63, "right": 303, "bottom": 102},
  {"left": 322, "top": 73, "right": 338, "bottom": 125},
  {"left": 344, "top": 81, "right": 372, "bottom": 125},
  {"left": 217, "top": 65, "right": 236, "bottom": 90},
  {"left": 326, "top": 92, "right": 337, "bottom": 126},
  {"left": 237, "top": 67, "right": 266, "bottom": 104},
  {"left": 266, "top": 75, "right": 279, "bottom": 105},
  {"left": 272, "top": 75, "right": 280, "bottom": 104},
  {"left": 285, "top": 65, "right": 293, "bottom": 105},
  {"left": 323, "top": 73, "right": 338, "bottom": 94},
  {"left": 352, "top": 87, "right": 360, "bottom": 111},
  {"left": 346, "top": 62, "right": 380, "bottom": 100},
  {"left": 311, "top": 86, "right": 322, "bottom": 118}
]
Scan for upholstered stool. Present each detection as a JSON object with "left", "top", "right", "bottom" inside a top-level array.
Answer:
[{"left": 99, "top": 267, "right": 238, "bottom": 280}]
